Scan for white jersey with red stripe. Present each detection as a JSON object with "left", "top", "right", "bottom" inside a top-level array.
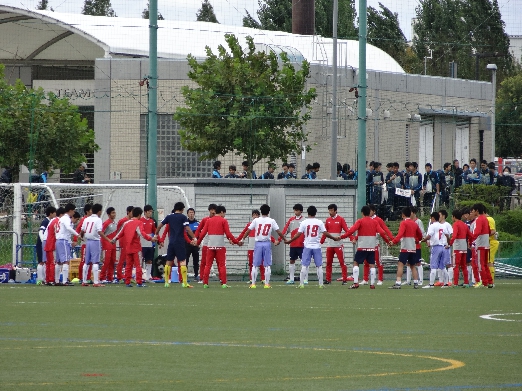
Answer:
[
  {"left": 248, "top": 216, "right": 279, "bottom": 242},
  {"left": 298, "top": 218, "right": 327, "bottom": 249},
  {"left": 427, "top": 222, "right": 445, "bottom": 246}
]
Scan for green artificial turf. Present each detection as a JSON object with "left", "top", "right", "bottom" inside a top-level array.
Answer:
[{"left": 0, "top": 279, "right": 521, "bottom": 391}]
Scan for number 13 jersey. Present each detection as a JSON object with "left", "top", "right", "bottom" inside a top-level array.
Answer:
[
  {"left": 298, "top": 218, "right": 327, "bottom": 249},
  {"left": 248, "top": 216, "right": 280, "bottom": 242}
]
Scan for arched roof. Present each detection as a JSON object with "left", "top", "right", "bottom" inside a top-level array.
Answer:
[{"left": 0, "top": 5, "right": 405, "bottom": 73}]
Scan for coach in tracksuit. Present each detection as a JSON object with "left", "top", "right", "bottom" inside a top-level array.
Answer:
[{"left": 185, "top": 208, "right": 200, "bottom": 281}]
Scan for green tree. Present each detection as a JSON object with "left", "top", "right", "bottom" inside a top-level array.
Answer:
[
  {"left": 0, "top": 65, "right": 99, "bottom": 181},
  {"left": 413, "top": 0, "right": 513, "bottom": 81},
  {"left": 82, "top": 0, "right": 116, "bottom": 17},
  {"left": 496, "top": 72, "right": 522, "bottom": 157},
  {"left": 242, "top": 0, "right": 357, "bottom": 39},
  {"left": 174, "top": 34, "right": 316, "bottom": 175},
  {"left": 141, "top": 2, "right": 164, "bottom": 20},
  {"left": 196, "top": 0, "right": 219, "bottom": 23},
  {"left": 36, "top": 0, "right": 53, "bottom": 11}
]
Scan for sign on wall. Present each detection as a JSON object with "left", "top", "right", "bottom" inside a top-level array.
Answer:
[{"left": 32, "top": 80, "right": 95, "bottom": 105}]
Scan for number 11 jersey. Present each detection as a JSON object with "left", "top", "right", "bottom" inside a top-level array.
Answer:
[{"left": 298, "top": 218, "right": 327, "bottom": 249}]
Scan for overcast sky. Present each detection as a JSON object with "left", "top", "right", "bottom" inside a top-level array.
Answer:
[{"left": 3, "top": 0, "right": 521, "bottom": 40}]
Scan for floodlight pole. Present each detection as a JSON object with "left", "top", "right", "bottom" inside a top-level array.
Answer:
[
  {"left": 147, "top": 0, "right": 158, "bottom": 211},
  {"left": 330, "top": 0, "right": 339, "bottom": 180},
  {"left": 357, "top": 0, "right": 368, "bottom": 213}
]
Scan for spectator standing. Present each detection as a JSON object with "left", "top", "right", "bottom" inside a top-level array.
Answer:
[
  {"left": 452, "top": 160, "right": 463, "bottom": 188},
  {"left": 211, "top": 161, "right": 222, "bottom": 178},
  {"left": 73, "top": 162, "right": 91, "bottom": 184}
]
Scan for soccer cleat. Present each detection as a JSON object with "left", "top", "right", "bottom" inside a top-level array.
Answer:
[
  {"left": 473, "top": 281, "right": 483, "bottom": 288},
  {"left": 136, "top": 284, "right": 147, "bottom": 288},
  {"left": 264, "top": 284, "right": 272, "bottom": 289},
  {"left": 113, "top": 279, "right": 119, "bottom": 284},
  {"left": 100, "top": 280, "right": 109, "bottom": 284},
  {"left": 377, "top": 280, "right": 383, "bottom": 286},
  {"left": 324, "top": 280, "right": 331, "bottom": 285},
  {"left": 126, "top": 284, "right": 133, "bottom": 287},
  {"left": 388, "top": 284, "right": 401, "bottom": 289},
  {"left": 349, "top": 283, "right": 359, "bottom": 289},
  {"left": 249, "top": 284, "right": 256, "bottom": 289},
  {"left": 341, "top": 281, "right": 348, "bottom": 285},
  {"left": 422, "top": 284, "right": 434, "bottom": 289},
  {"left": 434, "top": 281, "right": 444, "bottom": 287},
  {"left": 297, "top": 284, "right": 304, "bottom": 289},
  {"left": 401, "top": 281, "right": 411, "bottom": 286},
  {"left": 370, "top": 285, "right": 375, "bottom": 289},
  {"left": 286, "top": 280, "right": 295, "bottom": 285},
  {"left": 418, "top": 281, "right": 424, "bottom": 286},
  {"left": 182, "top": 283, "right": 193, "bottom": 288},
  {"left": 441, "top": 284, "right": 451, "bottom": 289},
  {"left": 203, "top": 284, "right": 209, "bottom": 289},
  {"left": 447, "top": 282, "right": 453, "bottom": 287},
  {"left": 92, "top": 283, "right": 105, "bottom": 287},
  {"left": 164, "top": 282, "right": 170, "bottom": 288},
  {"left": 36, "top": 280, "right": 43, "bottom": 286},
  {"left": 63, "top": 282, "right": 74, "bottom": 286},
  {"left": 487, "top": 284, "right": 494, "bottom": 288},
  {"left": 360, "top": 280, "right": 369, "bottom": 285},
  {"left": 81, "top": 283, "right": 90, "bottom": 287},
  {"left": 319, "top": 285, "right": 325, "bottom": 289},
  {"left": 46, "top": 282, "right": 55, "bottom": 286},
  {"left": 414, "top": 283, "right": 419, "bottom": 289},
  {"left": 303, "top": 280, "right": 308, "bottom": 285},
  {"left": 221, "top": 284, "right": 230, "bottom": 289},
  {"left": 198, "top": 280, "right": 203, "bottom": 284}
]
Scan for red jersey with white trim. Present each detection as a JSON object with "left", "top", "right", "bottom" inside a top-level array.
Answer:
[
  {"left": 372, "top": 215, "right": 393, "bottom": 242},
  {"left": 140, "top": 216, "right": 156, "bottom": 248},
  {"left": 413, "top": 217, "right": 425, "bottom": 250},
  {"left": 101, "top": 218, "right": 118, "bottom": 250},
  {"left": 281, "top": 215, "right": 305, "bottom": 247},
  {"left": 341, "top": 216, "right": 387, "bottom": 251},
  {"left": 113, "top": 218, "right": 153, "bottom": 254},
  {"left": 195, "top": 216, "right": 211, "bottom": 246},
  {"left": 449, "top": 220, "right": 470, "bottom": 252},
  {"left": 196, "top": 216, "right": 237, "bottom": 247},
  {"left": 391, "top": 218, "right": 423, "bottom": 252},
  {"left": 321, "top": 214, "right": 350, "bottom": 247},
  {"left": 470, "top": 214, "right": 490, "bottom": 249},
  {"left": 115, "top": 216, "right": 130, "bottom": 249},
  {"left": 44, "top": 217, "right": 59, "bottom": 251}
]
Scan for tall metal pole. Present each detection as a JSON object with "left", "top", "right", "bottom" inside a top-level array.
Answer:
[
  {"left": 489, "top": 65, "right": 497, "bottom": 161},
  {"left": 357, "top": 0, "right": 367, "bottom": 213},
  {"left": 147, "top": 0, "right": 158, "bottom": 211},
  {"left": 330, "top": 0, "right": 339, "bottom": 180}
]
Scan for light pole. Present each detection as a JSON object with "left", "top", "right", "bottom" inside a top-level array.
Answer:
[
  {"left": 487, "top": 63, "right": 497, "bottom": 161},
  {"left": 330, "top": 0, "right": 339, "bottom": 180},
  {"left": 357, "top": 0, "right": 367, "bottom": 213}
]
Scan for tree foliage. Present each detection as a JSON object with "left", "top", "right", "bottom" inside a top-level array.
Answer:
[
  {"left": 142, "top": 2, "right": 164, "bottom": 20},
  {"left": 0, "top": 65, "right": 99, "bottom": 181},
  {"left": 82, "top": 0, "right": 117, "bottom": 17},
  {"left": 413, "top": 0, "right": 512, "bottom": 82},
  {"left": 36, "top": 0, "right": 53, "bottom": 11},
  {"left": 242, "top": 0, "right": 357, "bottom": 39},
  {"left": 196, "top": 0, "right": 219, "bottom": 23},
  {"left": 174, "top": 34, "right": 316, "bottom": 173},
  {"left": 496, "top": 72, "right": 522, "bottom": 157}
]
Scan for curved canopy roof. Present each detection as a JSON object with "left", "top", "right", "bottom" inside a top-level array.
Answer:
[{"left": 0, "top": 5, "right": 405, "bottom": 73}]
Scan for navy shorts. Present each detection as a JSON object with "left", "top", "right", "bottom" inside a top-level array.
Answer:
[
  {"left": 354, "top": 250, "right": 375, "bottom": 265},
  {"left": 416, "top": 249, "right": 422, "bottom": 263},
  {"left": 167, "top": 242, "right": 186, "bottom": 262},
  {"left": 142, "top": 247, "right": 155, "bottom": 261},
  {"left": 289, "top": 247, "right": 303, "bottom": 261},
  {"left": 399, "top": 252, "right": 417, "bottom": 266}
]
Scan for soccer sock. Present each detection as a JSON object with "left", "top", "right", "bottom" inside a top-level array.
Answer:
[
  {"left": 145, "top": 264, "right": 152, "bottom": 280},
  {"left": 370, "top": 267, "right": 376, "bottom": 286},
  {"left": 448, "top": 267, "right": 454, "bottom": 283},
  {"left": 62, "top": 264, "right": 69, "bottom": 283},
  {"left": 417, "top": 265, "right": 423, "bottom": 283},
  {"left": 42, "top": 264, "right": 46, "bottom": 281},
  {"left": 437, "top": 269, "right": 442, "bottom": 282},
  {"left": 55, "top": 263, "right": 61, "bottom": 283},
  {"left": 489, "top": 266, "right": 495, "bottom": 283},
  {"left": 92, "top": 263, "right": 99, "bottom": 284},
  {"left": 429, "top": 269, "right": 437, "bottom": 285},
  {"left": 300, "top": 266, "right": 307, "bottom": 285},
  {"left": 251, "top": 267, "right": 258, "bottom": 284},
  {"left": 265, "top": 266, "right": 271, "bottom": 285},
  {"left": 316, "top": 266, "right": 323, "bottom": 286},
  {"left": 165, "top": 264, "right": 171, "bottom": 283},
  {"left": 353, "top": 266, "right": 359, "bottom": 283},
  {"left": 37, "top": 264, "right": 43, "bottom": 281},
  {"left": 467, "top": 265, "right": 473, "bottom": 283},
  {"left": 406, "top": 266, "right": 411, "bottom": 283},
  {"left": 289, "top": 263, "right": 295, "bottom": 281},
  {"left": 181, "top": 265, "right": 188, "bottom": 285},
  {"left": 82, "top": 263, "right": 88, "bottom": 283}
]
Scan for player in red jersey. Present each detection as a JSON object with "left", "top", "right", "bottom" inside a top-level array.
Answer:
[
  {"left": 340, "top": 205, "right": 390, "bottom": 289},
  {"left": 361, "top": 204, "right": 394, "bottom": 286},
  {"left": 469, "top": 203, "right": 493, "bottom": 288},
  {"left": 99, "top": 207, "right": 118, "bottom": 283},
  {"left": 114, "top": 205, "right": 134, "bottom": 283},
  {"left": 196, "top": 205, "right": 238, "bottom": 288},
  {"left": 194, "top": 204, "right": 217, "bottom": 283},
  {"left": 112, "top": 207, "right": 157, "bottom": 287},
  {"left": 238, "top": 209, "right": 265, "bottom": 283},
  {"left": 43, "top": 207, "right": 64, "bottom": 285},
  {"left": 76, "top": 204, "right": 93, "bottom": 283},
  {"left": 140, "top": 205, "right": 157, "bottom": 281},
  {"left": 320, "top": 204, "right": 350, "bottom": 285},
  {"left": 449, "top": 209, "right": 471, "bottom": 286},
  {"left": 389, "top": 207, "right": 423, "bottom": 289},
  {"left": 281, "top": 204, "right": 305, "bottom": 285}
]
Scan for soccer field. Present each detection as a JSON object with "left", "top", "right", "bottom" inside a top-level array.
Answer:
[{"left": 1, "top": 279, "right": 522, "bottom": 391}]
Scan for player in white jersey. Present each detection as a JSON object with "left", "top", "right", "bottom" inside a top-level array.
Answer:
[
  {"left": 285, "top": 205, "right": 339, "bottom": 288},
  {"left": 55, "top": 203, "right": 79, "bottom": 285},
  {"left": 81, "top": 203, "right": 111, "bottom": 287},
  {"left": 421, "top": 212, "right": 450, "bottom": 288},
  {"left": 438, "top": 210, "right": 454, "bottom": 287},
  {"left": 239, "top": 204, "right": 285, "bottom": 288}
]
